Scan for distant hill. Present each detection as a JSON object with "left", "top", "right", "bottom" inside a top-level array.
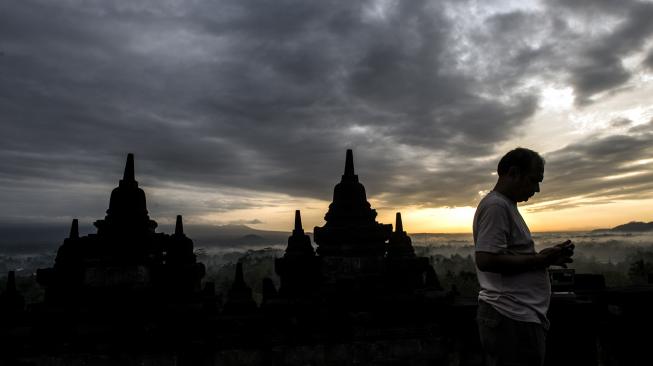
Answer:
[
  {"left": 0, "top": 223, "right": 70, "bottom": 255},
  {"left": 178, "top": 224, "right": 295, "bottom": 249},
  {"left": 0, "top": 222, "right": 297, "bottom": 255},
  {"left": 593, "top": 221, "right": 653, "bottom": 233}
]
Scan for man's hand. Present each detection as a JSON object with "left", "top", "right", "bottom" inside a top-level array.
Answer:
[
  {"left": 476, "top": 240, "right": 575, "bottom": 274},
  {"left": 538, "top": 240, "right": 574, "bottom": 268}
]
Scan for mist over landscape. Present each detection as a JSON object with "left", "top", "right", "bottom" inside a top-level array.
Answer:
[{"left": 3, "top": 221, "right": 653, "bottom": 304}]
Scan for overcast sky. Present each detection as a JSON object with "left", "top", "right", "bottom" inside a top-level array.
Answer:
[{"left": 1, "top": 0, "right": 652, "bottom": 233}]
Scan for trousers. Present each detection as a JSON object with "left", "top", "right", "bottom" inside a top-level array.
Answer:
[{"left": 477, "top": 300, "right": 547, "bottom": 366}]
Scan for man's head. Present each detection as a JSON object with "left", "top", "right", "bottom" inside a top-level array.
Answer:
[{"left": 496, "top": 148, "right": 545, "bottom": 203}]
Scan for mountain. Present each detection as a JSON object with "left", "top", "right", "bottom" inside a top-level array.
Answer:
[
  {"left": 0, "top": 222, "right": 299, "bottom": 255},
  {"left": 174, "top": 224, "right": 296, "bottom": 249},
  {"left": 593, "top": 221, "right": 653, "bottom": 233},
  {"left": 0, "top": 223, "right": 71, "bottom": 255},
  {"left": 610, "top": 221, "right": 653, "bottom": 232}
]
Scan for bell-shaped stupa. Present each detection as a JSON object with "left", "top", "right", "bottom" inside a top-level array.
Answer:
[
  {"left": 94, "top": 153, "right": 157, "bottom": 236},
  {"left": 285, "top": 210, "right": 315, "bottom": 257},
  {"left": 275, "top": 210, "right": 320, "bottom": 297},
  {"left": 0, "top": 271, "right": 25, "bottom": 313},
  {"left": 166, "top": 215, "right": 195, "bottom": 265},
  {"left": 223, "top": 262, "right": 258, "bottom": 315},
  {"left": 384, "top": 213, "right": 437, "bottom": 293},
  {"left": 161, "top": 215, "right": 206, "bottom": 294},
  {"left": 387, "top": 213, "right": 416, "bottom": 258},
  {"left": 313, "top": 150, "right": 391, "bottom": 257}
]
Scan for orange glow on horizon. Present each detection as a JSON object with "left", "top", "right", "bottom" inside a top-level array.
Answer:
[
  {"left": 182, "top": 193, "right": 653, "bottom": 234},
  {"left": 386, "top": 199, "right": 653, "bottom": 234}
]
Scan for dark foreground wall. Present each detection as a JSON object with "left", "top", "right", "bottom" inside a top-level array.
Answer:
[
  {"left": 1, "top": 299, "right": 480, "bottom": 366},
  {"left": 14, "top": 339, "right": 459, "bottom": 366},
  {"left": 3, "top": 290, "right": 653, "bottom": 366}
]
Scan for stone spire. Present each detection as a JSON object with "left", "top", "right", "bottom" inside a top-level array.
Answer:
[
  {"left": 122, "top": 153, "right": 135, "bottom": 184},
  {"left": 69, "top": 219, "right": 79, "bottom": 239},
  {"left": 293, "top": 210, "right": 304, "bottom": 234},
  {"left": 5, "top": 271, "right": 16, "bottom": 295},
  {"left": 283, "top": 210, "right": 314, "bottom": 257},
  {"left": 343, "top": 149, "right": 357, "bottom": 182},
  {"left": 223, "top": 262, "right": 257, "bottom": 314},
  {"left": 387, "top": 212, "right": 415, "bottom": 258},
  {"left": 175, "top": 215, "right": 184, "bottom": 236},
  {"left": 0, "top": 270, "right": 24, "bottom": 313},
  {"left": 233, "top": 262, "right": 246, "bottom": 290},
  {"left": 395, "top": 213, "right": 404, "bottom": 234}
]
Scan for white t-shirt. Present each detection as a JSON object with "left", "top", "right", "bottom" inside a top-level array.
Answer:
[{"left": 473, "top": 191, "right": 551, "bottom": 329}]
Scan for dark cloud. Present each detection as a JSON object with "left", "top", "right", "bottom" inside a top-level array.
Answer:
[
  {"left": 550, "top": 0, "right": 631, "bottom": 14},
  {"left": 526, "top": 127, "right": 653, "bottom": 211},
  {"left": 477, "top": 2, "right": 653, "bottom": 105},
  {"left": 0, "top": 0, "right": 535, "bottom": 214},
  {"left": 569, "top": 55, "right": 631, "bottom": 104},
  {"left": 551, "top": 1, "right": 653, "bottom": 104},
  {"left": 610, "top": 118, "right": 633, "bottom": 128},
  {"left": 644, "top": 50, "right": 653, "bottom": 69},
  {"left": 0, "top": 0, "right": 651, "bottom": 226}
]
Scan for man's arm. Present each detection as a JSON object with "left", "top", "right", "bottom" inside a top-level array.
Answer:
[
  {"left": 475, "top": 252, "right": 546, "bottom": 274},
  {"left": 476, "top": 241, "right": 574, "bottom": 274}
]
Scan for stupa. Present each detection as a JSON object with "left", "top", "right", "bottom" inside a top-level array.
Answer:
[
  {"left": 385, "top": 212, "right": 436, "bottom": 292},
  {"left": 312, "top": 150, "right": 392, "bottom": 292},
  {"left": 159, "top": 215, "right": 206, "bottom": 295},
  {"left": 314, "top": 150, "right": 392, "bottom": 257},
  {"left": 36, "top": 154, "right": 205, "bottom": 305},
  {"left": 0, "top": 271, "right": 24, "bottom": 314},
  {"left": 275, "top": 210, "right": 320, "bottom": 297},
  {"left": 222, "top": 262, "right": 257, "bottom": 315},
  {"left": 94, "top": 153, "right": 157, "bottom": 238},
  {"left": 386, "top": 213, "right": 415, "bottom": 258}
]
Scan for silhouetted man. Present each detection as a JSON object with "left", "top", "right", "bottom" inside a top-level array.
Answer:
[{"left": 474, "top": 147, "right": 574, "bottom": 366}]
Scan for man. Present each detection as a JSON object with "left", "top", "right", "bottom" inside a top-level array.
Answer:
[{"left": 474, "top": 147, "right": 574, "bottom": 366}]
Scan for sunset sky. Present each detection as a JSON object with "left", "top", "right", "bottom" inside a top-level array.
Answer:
[{"left": 1, "top": 0, "right": 652, "bottom": 234}]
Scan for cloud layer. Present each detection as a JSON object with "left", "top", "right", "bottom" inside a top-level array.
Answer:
[{"left": 1, "top": 0, "right": 652, "bottom": 223}]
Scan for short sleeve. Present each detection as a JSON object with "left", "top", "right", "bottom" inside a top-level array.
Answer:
[{"left": 475, "top": 203, "right": 510, "bottom": 254}]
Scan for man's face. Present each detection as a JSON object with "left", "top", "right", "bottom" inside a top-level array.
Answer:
[{"left": 514, "top": 163, "right": 544, "bottom": 202}]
